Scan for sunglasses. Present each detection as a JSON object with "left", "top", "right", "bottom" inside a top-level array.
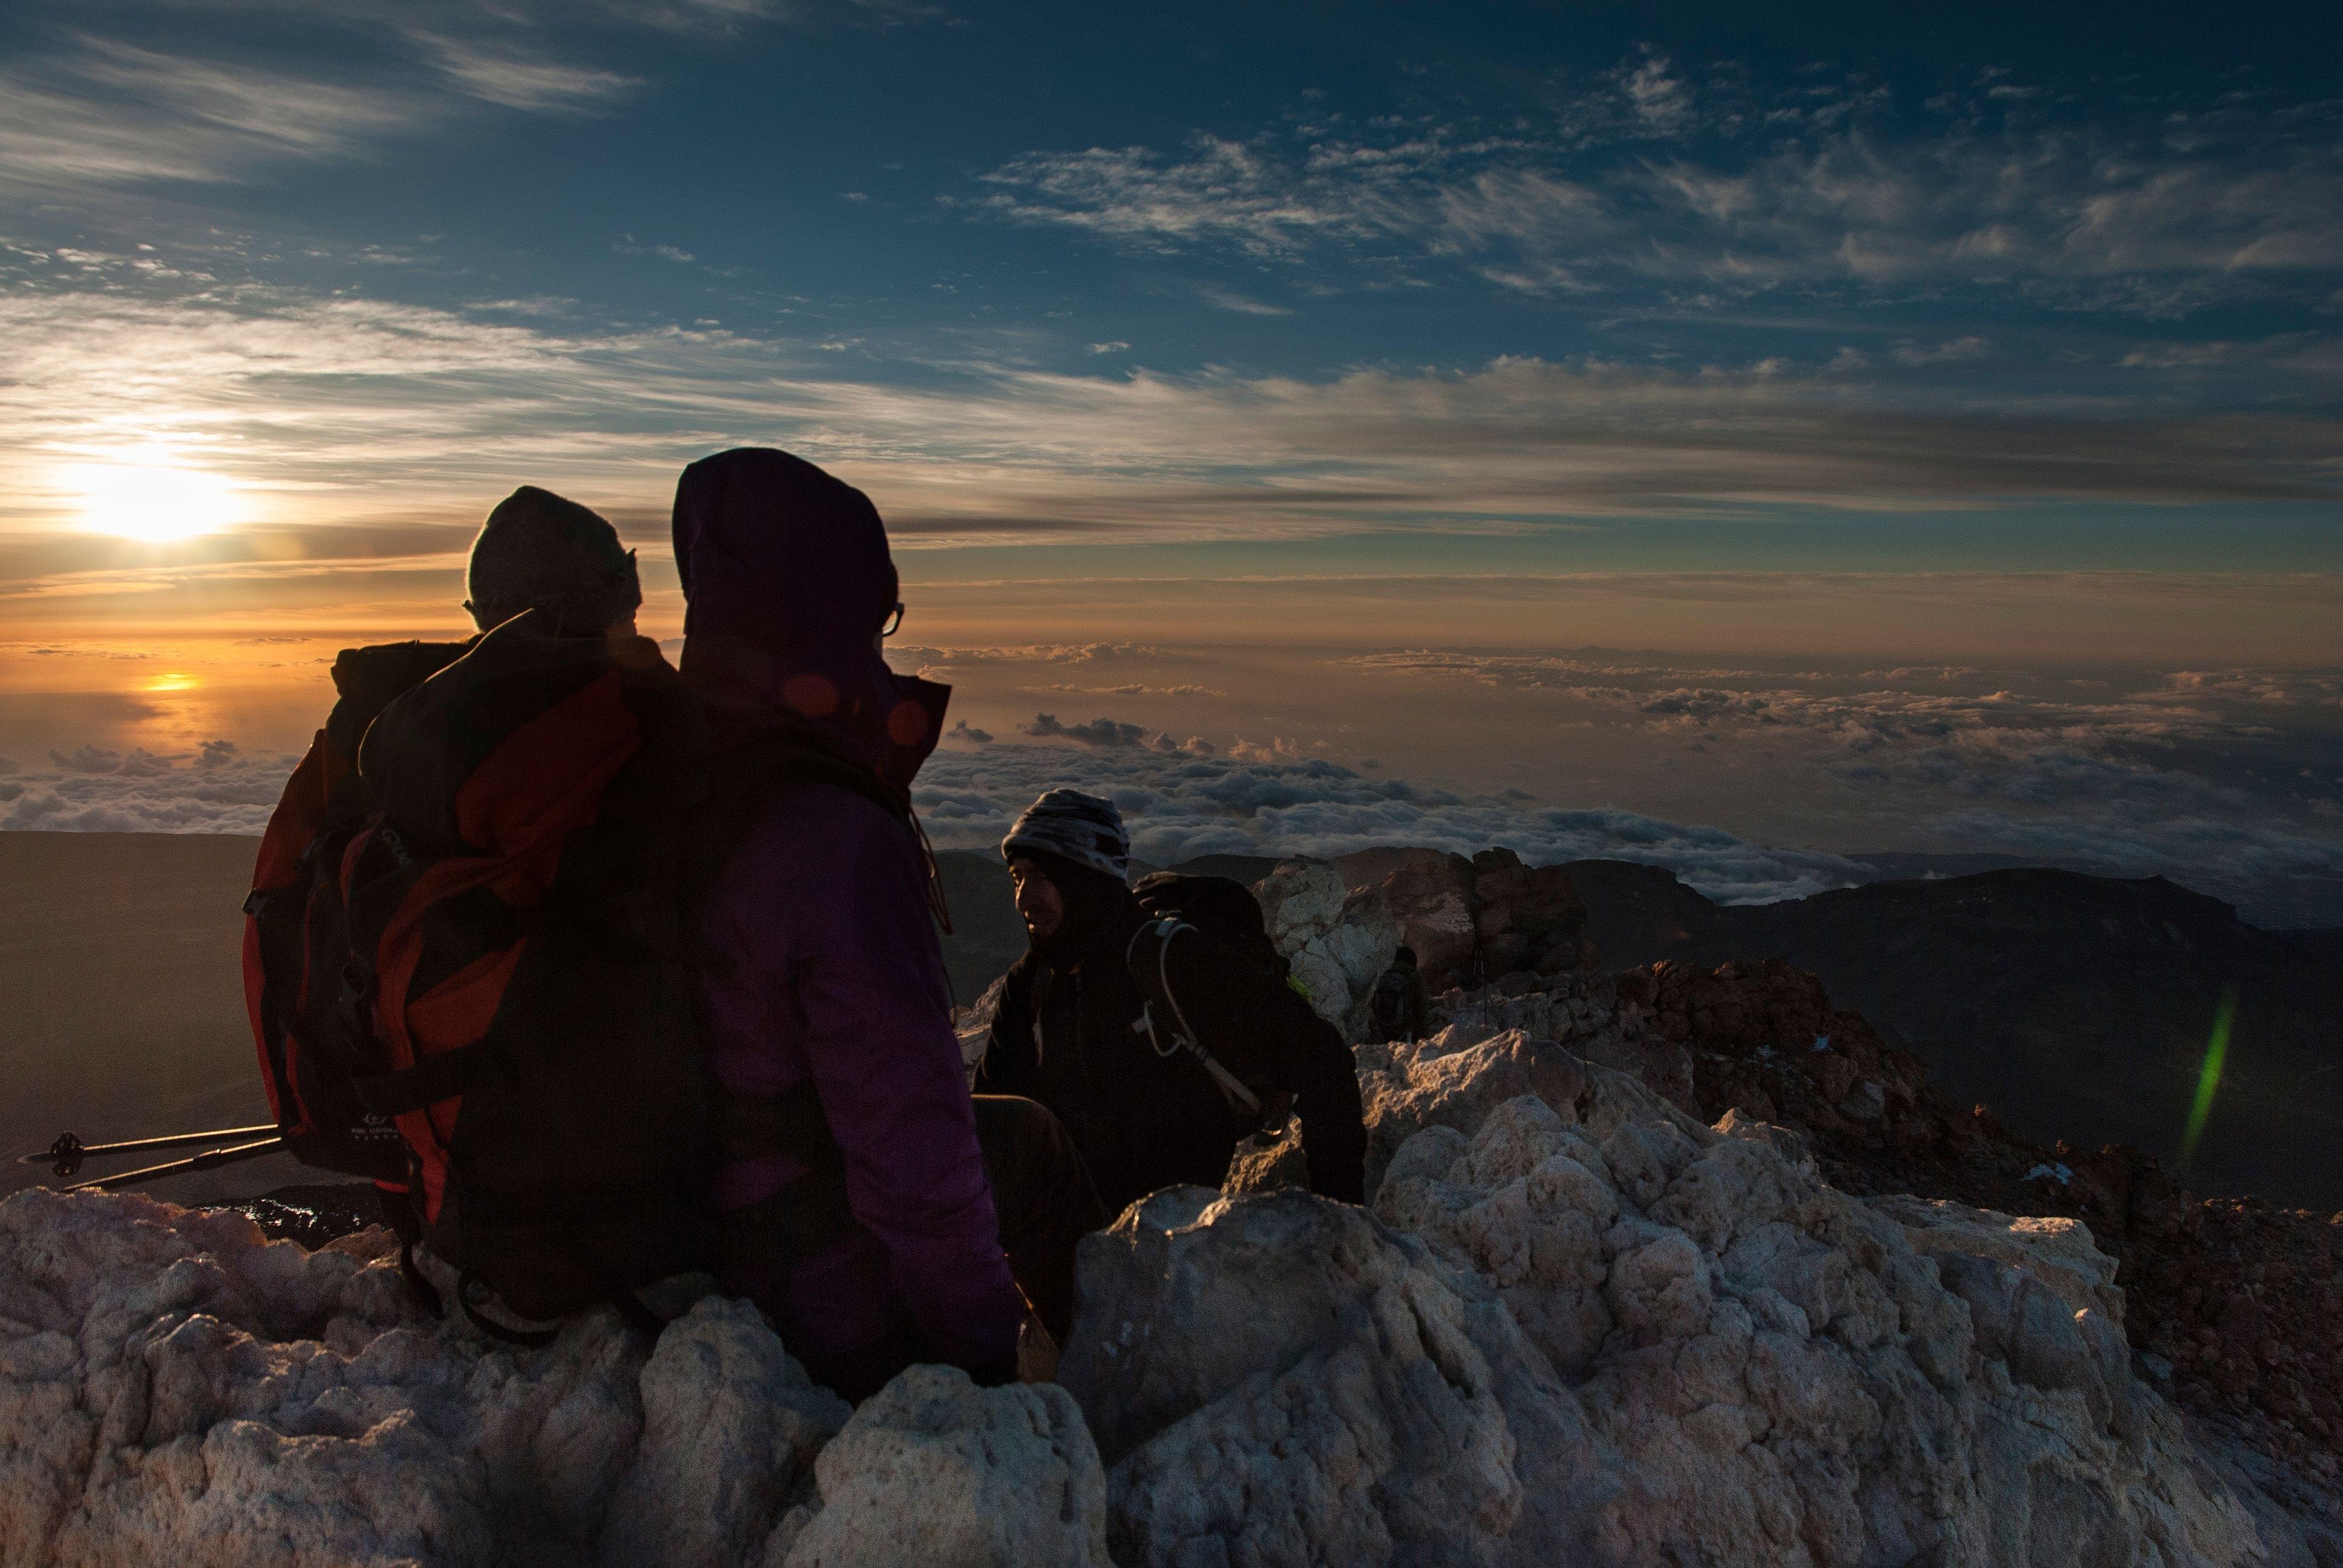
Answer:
[{"left": 882, "top": 601, "right": 906, "bottom": 638}]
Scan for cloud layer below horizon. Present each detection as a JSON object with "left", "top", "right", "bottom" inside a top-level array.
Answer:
[{"left": 7, "top": 641, "right": 2336, "bottom": 926}]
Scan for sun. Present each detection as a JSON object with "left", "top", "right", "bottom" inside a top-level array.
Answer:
[{"left": 64, "top": 452, "right": 246, "bottom": 543}]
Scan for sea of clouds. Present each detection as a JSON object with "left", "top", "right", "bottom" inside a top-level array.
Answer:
[
  {"left": 7, "top": 643, "right": 2339, "bottom": 926},
  {"left": 0, "top": 740, "right": 287, "bottom": 835},
  {"left": 0, "top": 731, "right": 1869, "bottom": 904}
]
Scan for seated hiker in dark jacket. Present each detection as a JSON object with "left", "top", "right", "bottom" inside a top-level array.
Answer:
[
  {"left": 976, "top": 790, "right": 1368, "bottom": 1216},
  {"left": 677, "top": 449, "right": 1102, "bottom": 1402}
]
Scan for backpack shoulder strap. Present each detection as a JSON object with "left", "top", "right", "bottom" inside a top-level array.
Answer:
[
  {"left": 1026, "top": 964, "right": 1055, "bottom": 1062},
  {"left": 1126, "top": 918, "right": 1267, "bottom": 1123},
  {"left": 733, "top": 732, "right": 909, "bottom": 818}
]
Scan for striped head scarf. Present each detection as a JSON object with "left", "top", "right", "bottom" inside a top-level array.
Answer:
[{"left": 1000, "top": 789, "right": 1129, "bottom": 883}]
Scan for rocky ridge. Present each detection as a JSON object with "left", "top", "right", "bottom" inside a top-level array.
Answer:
[
  {"left": 1414, "top": 959, "right": 2343, "bottom": 1489},
  {"left": 8, "top": 997, "right": 2339, "bottom": 1563},
  {"left": 6, "top": 852, "right": 2339, "bottom": 1565}
]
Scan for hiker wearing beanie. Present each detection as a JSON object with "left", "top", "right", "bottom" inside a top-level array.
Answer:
[
  {"left": 675, "top": 449, "right": 1101, "bottom": 1400},
  {"left": 464, "top": 485, "right": 644, "bottom": 637},
  {"left": 244, "top": 483, "right": 707, "bottom": 1330},
  {"left": 270, "top": 485, "right": 651, "bottom": 833},
  {"left": 977, "top": 791, "right": 1368, "bottom": 1216}
]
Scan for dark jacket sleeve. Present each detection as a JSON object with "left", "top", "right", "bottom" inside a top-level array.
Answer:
[{"left": 974, "top": 958, "right": 1038, "bottom": 1099}]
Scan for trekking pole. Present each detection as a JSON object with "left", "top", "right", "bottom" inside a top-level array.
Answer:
[
  {"left": 53, "top": 1137, "right": 287, "bottom": 1194},
  {"left": 18, "top": 1125, "right": 279, "bottom": 1181}
]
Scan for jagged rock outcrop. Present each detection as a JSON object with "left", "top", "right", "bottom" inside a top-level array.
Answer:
[
  {"left": 1060, "top": 1185, "right": 1627, "bottom": 1567},
  {"left": 1343, "top": 848, "right": 1481, "bottom": 985},
  {"left": 1329, "top": 847, "right": 1594, "bottom": 992},
  {"left": 1086, "top": 1026, "right": 2280, "bottom": 1564},
  {"left": 1256, "top": 858, "right": 1400, "bottom": 1034},
  {"left": 7, "top": 969, "right": 2337, "bottom": 1565},
  {"left": 1409, "top": 959, "right": 2343, "bottom": 1549},
  {"left": 784, "top": 1367, "right": 1110, "bottom": 1568},
  {"left": 0, "top": 1191, "right": 1106, "bottom": 1568}
]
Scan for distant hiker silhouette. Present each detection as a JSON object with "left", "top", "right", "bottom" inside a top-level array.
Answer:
[{"left": 1368, "top": 946, "right": 1433, "bottom": 1044}]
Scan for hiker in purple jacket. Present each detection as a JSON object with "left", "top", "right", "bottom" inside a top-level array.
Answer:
[{"left": 674, "top": 447, "right": 1100, "bottom": 1401}]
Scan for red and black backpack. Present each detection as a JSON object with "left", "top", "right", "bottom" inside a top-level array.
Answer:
[
  {"left": 247, "top": 615, "right": 943, "bottom": 1339},
  {"left": 243, "top": 637, "right": 470, "bottom": 1187},
  {"left": 244, "top": 616, "right": 722, "bottom": 1334}
]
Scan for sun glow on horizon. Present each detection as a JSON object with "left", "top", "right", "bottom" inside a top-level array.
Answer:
[{"left": 64, "top": 452, "right": 246, "bottom": 543}]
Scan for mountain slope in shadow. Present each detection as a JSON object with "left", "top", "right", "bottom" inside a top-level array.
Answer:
[{"left": 1565, "top": 860, "right": 2343, "bottom": 1209}]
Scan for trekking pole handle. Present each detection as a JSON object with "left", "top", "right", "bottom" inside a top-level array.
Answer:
[
  {"left": 18, "top": 1125, "right": 280, "bottom": 1178},
  {"left": 54, "top": 1137, "right": 287, "bottom": 1194}
]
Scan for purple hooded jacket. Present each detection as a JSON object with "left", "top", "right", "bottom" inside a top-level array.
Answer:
[{"left": 673, "top": 447, "right": 1023, "bottom": 1373}]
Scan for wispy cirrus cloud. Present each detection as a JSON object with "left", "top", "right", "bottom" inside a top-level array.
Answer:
[
  {"left": 0, "top": 37, "right": 439, "bottom": 195},
  {"left": 965, "top": 59, "right": 2343, "bottom": 313},
  {"left": 0, "top": 0, "right": 918, "bottom": 201}
]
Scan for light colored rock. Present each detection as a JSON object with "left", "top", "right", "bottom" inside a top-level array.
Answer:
[
  {"left": 1872, "top": 1191, "right": 2124, "bottom": 1320},
  {"left": 1257, "top": 858, "right": 1401, "bottom": 1037},
  {"left": 1352, "top": 1023, "right": 1709, "bottom": 1197},
  {"left": 601, "top": 1297, "right": 849, "bottom": 1568},
  {"left": 1058, "top": 1187, "right": 1627, "bottom": 1567},
  {"left": 1254, "top": 857, "right": 1346, "bottom": 939},
  {"left": 0, "top": 1187, "right": 846, "bottom": 1568},
  {"left": 953, "top": 975, "right": 1008, "bottom": 1079},
  {"left": 1056, "top": 1025, "right": 2286, "bottom": 1567},
  {"left": 7, "top": 1007, "right": 2327, "bottom": 1568},
  {"left": 1221, "top": 1123, "right": 1310, "bottom": 1197},
  {"left": 1356, "top": 1051, "right": 2269, "bottom": 1567},
  {"left": 781, "top": 1365, "right": 1110, "bottom": 1568}
]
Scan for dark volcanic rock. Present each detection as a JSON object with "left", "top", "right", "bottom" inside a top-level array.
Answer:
[
  {"left": 1332, "top": 846, "right": 1593, "bottom": 991},
  {"left": 235, "top": 1182, "right": 384, "bottom": 1247}
]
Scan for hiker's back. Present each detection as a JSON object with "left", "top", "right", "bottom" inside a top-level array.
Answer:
[
  {"left": 1369, "top": 967, "right": 1411, "bottom": 1040},
  {"left": 245, "top": 616, "right": 712, "bottom": 1326}
]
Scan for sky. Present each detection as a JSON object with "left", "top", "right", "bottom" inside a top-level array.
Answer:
[{"left": 2, "top": 1, "right": 2339, "bottom": 922}]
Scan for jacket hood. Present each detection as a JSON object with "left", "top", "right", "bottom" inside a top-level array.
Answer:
[{"left": 671, "top": 448, "right": 947, "bottom": 789}]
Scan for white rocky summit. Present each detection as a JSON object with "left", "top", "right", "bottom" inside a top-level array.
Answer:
[{"left": 3, "top": 1016, "right": 2332, "bottom": 1566}]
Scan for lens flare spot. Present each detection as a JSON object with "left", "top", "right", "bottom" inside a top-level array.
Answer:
[
  {"left": 783, "top": 672, "right": 839, "bottom": 718},
  {"left": 2180, "top": 989, "right": 2236, "bottom": 1167},
  {"left": 886, "top": 698, "right": 931, "bottom": 746}
]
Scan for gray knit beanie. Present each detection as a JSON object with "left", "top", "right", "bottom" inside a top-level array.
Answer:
[
  {"left": 1001, "top": 789, "right": 1130, "bottom": 883},
  {"left": 466, "top": 486, "right": 643, "bottom": 635}
]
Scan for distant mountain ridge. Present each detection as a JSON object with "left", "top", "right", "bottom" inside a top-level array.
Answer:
[
  {"left": 947, "top": 844, "right": 2341, "bottom": 1207},
  {"left": 1561, "top": 859, "right": 2343, "bottom": 1209},
  {"left": 9, "top": 832, "right": 2333, "bottom": 1214}
]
